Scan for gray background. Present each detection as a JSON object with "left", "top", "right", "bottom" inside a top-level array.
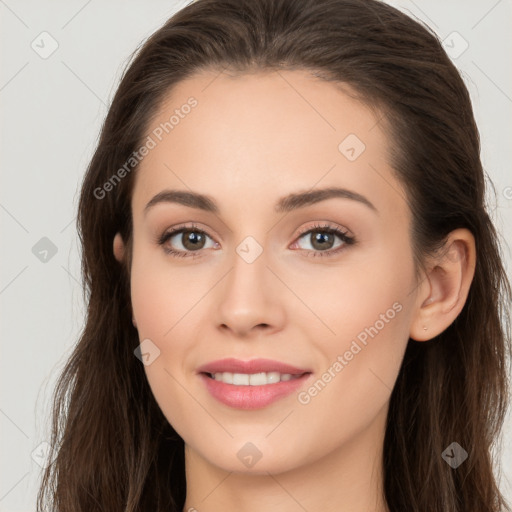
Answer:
[{"left": 1, "top": 0, "right": 511, "bottom": 510}]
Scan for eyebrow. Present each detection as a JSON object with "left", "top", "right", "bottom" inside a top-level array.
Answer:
[{"left": 144, "top": 186, "right": 378, "bottom": 216}]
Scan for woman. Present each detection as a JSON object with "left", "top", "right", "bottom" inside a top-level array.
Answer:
[{"left": 37, "top": 0, "right": 512, "bottom": 510}]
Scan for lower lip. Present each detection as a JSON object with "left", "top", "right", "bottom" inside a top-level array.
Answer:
[{"left": 199, "top": 373, "right": 312, "bottom": 410}]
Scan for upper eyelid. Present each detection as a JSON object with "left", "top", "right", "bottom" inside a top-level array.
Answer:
[{"left": 296, "top": 222, "right": 351, "bottom": 236}]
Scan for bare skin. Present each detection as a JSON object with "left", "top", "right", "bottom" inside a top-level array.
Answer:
[{"left": 113, "top": 69, "right": 476, "bottom": 512}]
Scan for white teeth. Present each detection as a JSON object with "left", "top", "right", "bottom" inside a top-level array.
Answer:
[
  {"left": 265, "top": 372, "right": 281, "bottom": 384},
  {"left": 221, "top": 372, "right": 233, "bottom": 384},
  {"left": 211, "top": 371, "right": 297, "bottom": 385},
  {"left": 249, "top": 372, "right": 267, "bottom": 385},
  {"left": 232, "top": 373, "right": 249, "bottom": 385}
]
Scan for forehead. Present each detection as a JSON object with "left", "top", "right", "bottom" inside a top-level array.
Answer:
[{"left": 132, "top": 68, "right": 406, "bottom": 219}]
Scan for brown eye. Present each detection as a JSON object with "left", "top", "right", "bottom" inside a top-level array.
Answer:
[
  {"left": 158, "top": 225, "right": 217, "bottom": 258},
  {"left": 306, "top": 230, "right": 337, "bottom": 251},
  {"left": 177, "top": 230, "right": 207, "bottom": 251},
  {"left": 292, "top": 223, "right": 355, "bottom": 258}
]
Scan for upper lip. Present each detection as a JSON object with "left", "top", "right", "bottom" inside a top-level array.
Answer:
[{"left": 197, "top": 358, "right": 311, "bottom": 376}]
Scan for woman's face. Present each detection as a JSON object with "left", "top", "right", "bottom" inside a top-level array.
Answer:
[{"left": 123, "top": 69, "right": 423, "bottom": 474}]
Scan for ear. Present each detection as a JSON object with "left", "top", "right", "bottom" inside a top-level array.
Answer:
[
  {"left": 113, "top": 232, "right": 125, "bottom": 263},
  {"left": 409, "top": 228, "right": 476, "bottom": 341}
]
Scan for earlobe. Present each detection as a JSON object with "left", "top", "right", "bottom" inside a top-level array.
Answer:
[
  {"left": 113, "top": 232, "right": 125, "bottom": 262},
  {"left": 409, "top": 229, "right": 476, "bottom": 342}
]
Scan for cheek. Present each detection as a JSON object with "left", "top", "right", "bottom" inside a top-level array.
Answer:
[
  {"left": 305, "top": 243, "right": 414, "bottom": 344},
  {"left": 129, "top": 256, "right": 202, "bottom": 431},
  {"left": 294, "top": 285, "right": 412, "bottom": 456},
  {"left": 302, "top": 315, "right": 409, "bottom": 459},
  {"left": 130, "top": 249, "right": 206, "bottom": 338},
  {"left": 310, "top": 245, "right": 415, "bottom": 397}
]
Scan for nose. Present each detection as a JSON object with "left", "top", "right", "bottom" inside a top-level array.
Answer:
[{"left": 215, "top": 248, "right": 286, "bottom": 339}]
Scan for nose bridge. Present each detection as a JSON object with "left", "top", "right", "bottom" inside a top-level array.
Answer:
[
  {"left": 225, "top": 233, "right": 271, "bottom": 304},
  {"left": 215, "top": 231, "right": 285, "bottom": 335}
]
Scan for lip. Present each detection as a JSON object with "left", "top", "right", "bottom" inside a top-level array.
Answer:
[
  {"left": 196, "top": 357, "right": 311, "bottom": 375},
  {"left": 197, "top": 358, "right": 313, "bottom": 410}
]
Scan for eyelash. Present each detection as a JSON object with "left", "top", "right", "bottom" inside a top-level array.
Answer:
[{"left": 157, "top": 222, "right": 356, "bottom": 259}]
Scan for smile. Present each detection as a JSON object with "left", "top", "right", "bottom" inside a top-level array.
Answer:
[{"left": 200, "top": 371, "right": 312, "bottom": 409}]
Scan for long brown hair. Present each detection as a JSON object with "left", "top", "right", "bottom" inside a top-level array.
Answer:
[{"left": 37, "top": 0, "right": 512, "bottom": 510}]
